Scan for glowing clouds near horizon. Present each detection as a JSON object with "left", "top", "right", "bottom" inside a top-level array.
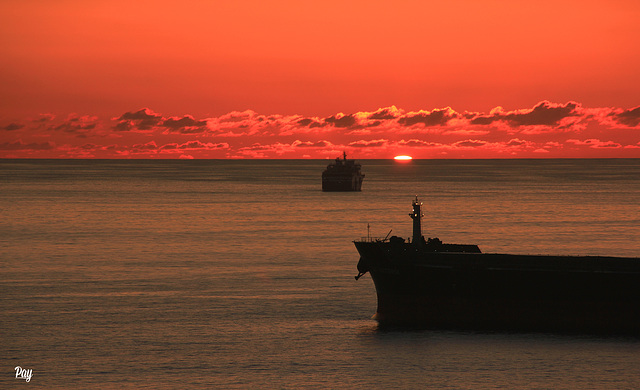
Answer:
[{"left": 2, "top": 101, "right": 640, "bottom": 159}]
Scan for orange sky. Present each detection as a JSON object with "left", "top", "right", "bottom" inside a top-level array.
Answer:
[{"left": 1, "top": 0, "right": 639, "bottom": 158}]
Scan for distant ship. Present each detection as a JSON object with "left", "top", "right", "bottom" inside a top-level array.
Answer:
[
  {"left": 354, "top": 197, "right": 640, "bottom": 333},
  {"left": 322, "top": 152, "right": 365, "bottom": 191}
]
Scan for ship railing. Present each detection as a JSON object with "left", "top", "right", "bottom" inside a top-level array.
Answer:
[{"left": 355, "top": 236, "right": 389, "bottom": 242}]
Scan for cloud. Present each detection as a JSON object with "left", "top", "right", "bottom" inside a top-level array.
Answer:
[
  {"left": 113, "top": 108, "right": 163, "bottom": 131},
  {"left": 454, "top": 139, "right": 487, "bottom": 148},
  {"left": 113, "top": 109, "right": 211, "bottom": 134},
  {"left": 113, "top": 121, "right": 135, "bottom": 132},
  {"left": 566, "top": 139, "right": 622, "bottom": 149},
  {"left": 2, "top": 123, "right": 25, "bottom": 131},
  {"left": 469, "top": 115, "right": 496, "bottom": 125},
  {"left": 33, "top": 113, "right": 56, "bottom": 123},
  {"left": 469, "top": 101, "right": 582, "bottom": 129},
  {"left": 6, "top": 101, "right": 640, "bottom": 158},
  {"left": 292, "top": 140, "right": 332, "bottom": 148},
  {"left": 325, "top": 113, "right": 357, "bottom": 128},
  {"left": 131, "top": 141, "right": 159, "bottom": 151},
  {"left": 367, "top": 105, "right": 404, "bottom": 120},
  {"left": 231, "top": 140, "right": 341, "bottom": 158},
  {"left": 126, "top": 140, "right": 229, "bottom": 154},
  {"left": 218, "top": 110, "right": 259, "bottom": 123},
  {"left": 161, "top": 115, "right": 208, "bottom": 134},
  {"left": 293, "top": 107, "right": 404, "bottom": 132},
  {"left": 296, "top": 118, "right": 324, "bottom": 128},
  {"left": 505, "top": 138, "right": 527, "bottom": 147},
  {"left": 234, "top": 142, "right": 296, "bottom": 158},
  {"left": 504, "top": 101, "right": 580, "bottom": 126},
  {"left": 398, "top": 107, "right": 459, "bottom": 127},
  {"left": 0, "top": 140, "right": 55, "bottom": 150},
  {"left": 51, "top": 114, "right": 98, "bottom": 135},
  {"left": 609, "top": 106, "right": 640, "bottom": 127},
  {"left": 118, "top": 108, "right": 162, "bottom": 122},
  {"left": 397, "top": 139, "right": 440, "bottom": 147},
  {"left": 207, "top": 110, "right": 283, "bottom": 136},
  {"left": 442, "top": 129, "right": 490, "bottom": 136},
  {"left": 164, "top": 140, "right": 228, "bottom": 151},
  {"left": 103, "top": 101, "right": 611, "bottom": 145},
  {"left": 348, "top": 139, "right": 388, "bottom": 148}
]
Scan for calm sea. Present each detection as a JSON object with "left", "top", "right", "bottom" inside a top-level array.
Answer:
[{"left": 2, "top": 159, "right": 640, "bottom": 389}]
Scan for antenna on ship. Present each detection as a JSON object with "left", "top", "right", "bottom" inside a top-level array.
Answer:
[{"left": 410, "top": 196, "right": 424, "bottom": 246}]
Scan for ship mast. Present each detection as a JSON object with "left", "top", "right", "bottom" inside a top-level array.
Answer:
[{"left": 410, "top": 196, "right": 423, "bottom": 245}]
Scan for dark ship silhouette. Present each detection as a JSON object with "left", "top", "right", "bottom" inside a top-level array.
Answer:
[
  {"left": 322, "top": 152, "right": 364, "bottom": 191},
  {"left": 354, "top": 197, "right": 640, "bottom": 333}
]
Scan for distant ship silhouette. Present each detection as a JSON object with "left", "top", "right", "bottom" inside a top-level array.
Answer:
[
  {"left": 354, "top": 197, "right": 640, "bottom": 333},
  {"left": 322, "top": 152, "right": 364, "bottom": 191}
]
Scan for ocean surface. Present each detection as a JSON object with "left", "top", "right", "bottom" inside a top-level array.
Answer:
[{"left": 2, "top": 158, "right": 640, "bottom": 389}]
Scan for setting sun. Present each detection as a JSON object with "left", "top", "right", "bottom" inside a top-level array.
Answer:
[{"left": 394, "top": 155, "right": 413, "bottom": 161}]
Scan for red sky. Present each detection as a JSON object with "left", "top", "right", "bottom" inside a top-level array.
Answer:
[{"left": 1, "top": 0, "right": 639, "bottom": 158}]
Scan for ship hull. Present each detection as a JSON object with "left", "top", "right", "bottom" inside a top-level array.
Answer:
[
  {"left": 355, "top": 242, "right": 640, "bottom": 333},
  {"left": 322, "top": 174, "right": 364, "bottom": 191}
]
